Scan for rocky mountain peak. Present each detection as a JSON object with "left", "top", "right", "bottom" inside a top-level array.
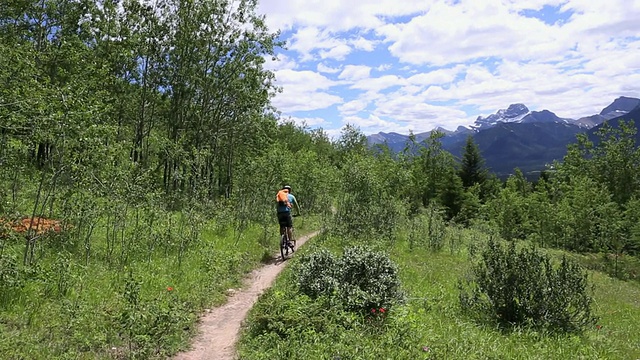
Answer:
[{"left": 474, "top": 103, "right": 531, "bottom": 128}]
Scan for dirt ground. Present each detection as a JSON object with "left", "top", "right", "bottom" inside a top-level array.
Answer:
[{"left": 173, "top": 231, "right": 319, "bottom": 360}]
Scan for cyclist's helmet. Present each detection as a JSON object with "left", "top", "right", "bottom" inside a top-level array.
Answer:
[{"left": 283, "top": 185, "right": 292, "bottom": 191}]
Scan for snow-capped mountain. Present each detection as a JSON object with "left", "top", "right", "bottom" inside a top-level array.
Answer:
[
  {"left": 365, "top": 96, "right": 640, "bottom": 177},
  {"left": 473, "top": 104, "right": 578, "bottom": 129},
  {"left": 600, "top": 96, "right": 640, "bottom": 120},
  {"left": 574, "top": 96, "right": 640, "bottom": 128},
  {"left": 473, "top": 103, "right": 530, "bottom": 129}
]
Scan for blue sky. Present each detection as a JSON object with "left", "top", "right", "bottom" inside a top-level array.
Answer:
[{"left": 257, "top": 0, "right": 640, "bottom": 137}]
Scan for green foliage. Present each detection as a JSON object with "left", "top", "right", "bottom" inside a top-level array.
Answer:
[
  {"left": 333, "top": 152, "right": 405, "bottom": 241},
  {"left": 240, "top": 228, "right": 640, "bottom": 360},
  {"left": 0, "top": 253, "right": 25, "bottom": 306},
  {"left": 296, "top": 246, "right": 405, "bottom": 313},
  {"left": 406, "top": 130, "right": 459, "bottom": 212},
  {"left": 407, "top": 204, "right": 447, "bottom": 251},
  {"left": 555, "top": 176, "right": 621, "bottom": 252},
  {"left": 459, "top": 135, "right": 488, "bottom": 189},
  {"left": 0, "top": 0, "right": 339, "bottom": 355},
  {"left": 2, "top": 0, "right": 639, "bottom": 358},
  {"left": 336, "top": 124, "right": 369, "bottom": 160},
  {"left": 119, "top": 270, "right": 191, "bottom": 358},
  {"left": 437, "top": 168, "right": 466, "bottom": 220},
  {"left": 621, "top": 197, "right": 640, "bottom": 255},
  {"left": 295, "top": 249, "right": 340, "bottom": 299},
  {"left": 460, "top": 239, "right": 597, "bottom": 332},
  {"left": 485, "top": 174, "right": 530, "bottom": 241}
]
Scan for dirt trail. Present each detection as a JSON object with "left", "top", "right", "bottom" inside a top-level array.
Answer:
[{"left": 173, "top": 231, "right": 319, "bottom": 360}]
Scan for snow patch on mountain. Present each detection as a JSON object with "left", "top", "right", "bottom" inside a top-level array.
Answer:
[{"left": 473, "top": 103, "right": 531, "bottom": 129}]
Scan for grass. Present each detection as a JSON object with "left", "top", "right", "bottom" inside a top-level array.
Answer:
[
  {"left": 0, "top": 206, "right": 321, "bottom": 359},
  {"left": 237, "top": 228, "right": 640, "bottom": 360}
]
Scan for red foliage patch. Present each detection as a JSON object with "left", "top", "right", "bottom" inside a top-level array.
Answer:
[{"left": 1, "top": 217, "right": 66, "bottom": 236}]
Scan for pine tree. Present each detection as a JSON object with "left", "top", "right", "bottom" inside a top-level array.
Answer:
[{"left": 459, "top": 135, "right": 487, "bottom": 188}]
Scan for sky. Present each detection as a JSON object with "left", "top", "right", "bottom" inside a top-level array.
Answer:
[{"left": 256, "top": 0, "right": 640, "bottom": 137}]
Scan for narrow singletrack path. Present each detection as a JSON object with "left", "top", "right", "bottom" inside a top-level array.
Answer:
[{"left": 173, "top": 231, "right": 320, "bottom": 360}]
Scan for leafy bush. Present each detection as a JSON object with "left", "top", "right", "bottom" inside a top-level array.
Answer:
[
  {"left": 459, "top": 239, "right": 597, "bottom": 332},
  {"left": 296, "top": 249, "right": 340, "bottom": 299},
  {"left": 332, "top": 154, "right": 405, "bottom": 241},
  {"left": 296, "top": 246, "right": 404, "bottom": 313}
]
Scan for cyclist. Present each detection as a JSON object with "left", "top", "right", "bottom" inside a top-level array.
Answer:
[{"left": 276, "top": 185, "right": 301, "bottom": 248}]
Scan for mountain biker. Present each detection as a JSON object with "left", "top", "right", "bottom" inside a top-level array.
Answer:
[{"left": 276, "top": 185, "right": 301, "bottom": 247}]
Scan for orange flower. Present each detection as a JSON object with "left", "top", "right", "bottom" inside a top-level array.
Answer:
[{"left": 167, "top": 286, "right": 174, "bottom": 291}]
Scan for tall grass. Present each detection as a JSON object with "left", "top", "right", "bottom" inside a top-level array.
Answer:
[{"left": 0, "top": 205, "right": 320, "bottom": 359}]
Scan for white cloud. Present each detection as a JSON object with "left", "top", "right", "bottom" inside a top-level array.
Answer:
[
  {"left": 272, "top": 92, "right": 343, "bottom": 112},
  {"left": 338, "top": 65, "right": 372, "bottom": 81},
  {"left": 349, "top": 36, "right": 377, "bottom": 51},
  {"left": 338, "top": 99, "right": 369, "bottom": 115},
  {"left": 342, "top": 114, "right": 397, "bottom": 130},
  {"left": 560, "top": 0, "right": 640, "bottom": 39},
  {"left": 263, "top": 54, "right": 297, "bottom": 71},
  {"left": 257, "top": 0, "right": 429, "bottom": 33},
  {"left": 319, "top": 44, "right": 352, "bottom": 60},
  {"left": 272, "top": 69, "right": 343, "bottom": 112},
  {"left": 317, "top": 63, "right": 341, "bottom": 73},
  {"left": 351, "top": 74, "right": 405, "bottom": 92},
  {"left": 372, "top": 93, "right": 471, "bottom": 132},
  {"left": 377, "top": 2, "right": 570, "bottom": 66},
  {"left": 274, "top": 69, "right": 336, "bottom": 92},
  {"left": 406, "top": 66, "right": 464, "bottom": 86},
  {"left": 258, "top": 0, "right": 640, "bottom": 135},
  {"left": 287, "top": 27, "right": 338, "bottom": 60}
]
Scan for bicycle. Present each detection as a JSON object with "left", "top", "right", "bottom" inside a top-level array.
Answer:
[
  {"left": 279, "top": 214, "right": 298, "bottom": 260},
  {"left": 279, "top": 228, "right": 293, "bottom": 260}
]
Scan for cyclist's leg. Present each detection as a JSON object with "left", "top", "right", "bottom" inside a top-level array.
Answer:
[
  {"left": 287, "top": 225, "right": 294, "bottom": 243},
  {"left": 284, "top": 213, "right": 294, "bottom": 249},
  {"left": 277, "top": 212, "right": 286, "bottom": 236},
  {"left": 277, "top": 213, "right": 288, "bottom": 250}
]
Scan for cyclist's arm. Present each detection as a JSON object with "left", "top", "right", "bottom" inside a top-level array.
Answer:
[{"left": 291, "top": 194, "right": 302, "bottom": 216}]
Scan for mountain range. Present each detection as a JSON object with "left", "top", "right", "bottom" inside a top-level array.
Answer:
[{"left": 367, "top": 96, "right": 640, "bottom": 178}]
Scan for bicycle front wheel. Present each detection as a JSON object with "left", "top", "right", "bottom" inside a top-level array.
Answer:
[{"left": 280, "top": 233, "right": 287, "bottom": 259}]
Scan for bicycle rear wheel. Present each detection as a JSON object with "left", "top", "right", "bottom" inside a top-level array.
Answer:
[{"left": 280, "top": 233, "right": 288, "bottom": 259}]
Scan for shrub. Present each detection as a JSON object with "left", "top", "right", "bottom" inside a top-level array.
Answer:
[
  {"left": 296, "top": 249, "right": 340, "bottom": 299},
  {"left": 459, "top": 239, "right": 597, "bottom": 332},
  {"left": 296, "top": 246, "right": 404, "bottom": 313}
]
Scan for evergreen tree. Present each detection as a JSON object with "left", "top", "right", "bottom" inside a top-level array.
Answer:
[{"left": 459, "top": 135, "right": 487, "bottom": 189}]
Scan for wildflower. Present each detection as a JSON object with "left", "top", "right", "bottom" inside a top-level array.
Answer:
[
  {"left": 167, "top": 286, "right": 174, "bottom": 291},
  {"left": 596, "top": 325, "right": 602, "bottom": 330},
  {"left": 422, "top": 346, "right": 430, "bottom": 352},
  {"left": 379, "top": 308, "right": 386, "bottom": 313},
  {"left": 371, "top": 308, "right": 376, "bottom": 314}
]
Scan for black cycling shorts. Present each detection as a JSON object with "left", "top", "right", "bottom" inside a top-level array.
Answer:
[{"left": 277, "top": 212, "right": 293, "bottom": 228}]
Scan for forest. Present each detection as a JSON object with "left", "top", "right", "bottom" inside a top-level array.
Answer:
[{"left": 1, "top": 0, "right": 639, "bottom": 359}]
